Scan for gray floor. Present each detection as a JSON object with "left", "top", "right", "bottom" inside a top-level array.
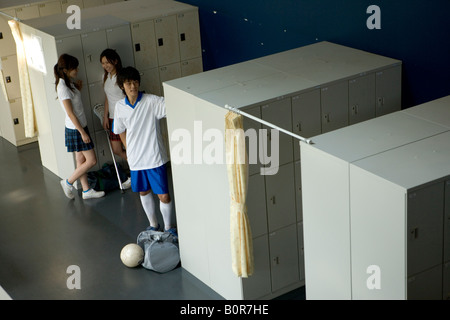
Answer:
[
  {"left": 0, "top": 138, "right": 225, "bottom": 300},
  {"left": 0, "top": 137, "right": 305, "bottom": 300}
]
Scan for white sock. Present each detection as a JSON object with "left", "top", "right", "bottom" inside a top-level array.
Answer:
[
  {"left": 140, "top": 193, "right": 158, "bottom": 228},
  {"left": 160, "top": 201, "right": 173, "bottom": 230}
]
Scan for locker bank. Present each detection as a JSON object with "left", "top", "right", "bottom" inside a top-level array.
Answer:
[{"left": 0, "top": 0, "right": 449, "bottom": 301}]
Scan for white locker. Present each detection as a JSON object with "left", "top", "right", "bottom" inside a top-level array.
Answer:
[
  {"left": 261, "top": 98, "right": 293, "bottom": 167},
  {"left": 241, "top": 235, "right": 272, "bottom": 299},
  {"left": 154, "top": 15, "right": 180, "bottom": 67},
  {"left": 9, "top": 98, "right": 25, "bottom": 142},
  {"left": 60, "top": 0, "right": 85, "bottom": 12},
  {"left": 297, "top": 222, "right": 305, "bottom": 282},
  {"left": 291, "top": 89, "right": 321, "bottom": 161},
  {"left": 2, "top": 55, "right": 20, "bottom": 99},
  {"left": 38, "top": 2, "right": 62, "bottom": 17},
  {"left": 181, "top": 58, "right": 203, "bottom": 77},
  {"left": 159, "top": 63, "right": 181, "bottom": 94},
  {"left": 81, "top": 30, "right": 108, "bottom": 84},
  {"left": 0, "top": 9, "right": 17, "bottom": 57},
  {"left": 106, "top": 25, "right": 135, "bottom": 69},
  {"left": 407, "top": 264, "right": 443, "bottom": 300},
  {"left": 376, "top": 65, "right": 402, "bottom": 116},
  {"left": 87, "top": 81, "right": 107, "bottom": 132},
  {"left": 321, "top": 81, "right": 349, "bottom": 133},
  {"left": 242, "top": 105, "right": 264, "bottom": 176},
  {"left": 139, "top": 68, "right": 161, "bottom": 96},
  {"left": 55, "top": 35, "right": 88, "bottom": 88},
  {"left": 15, "top": 5, "right": 40, "bottom": 20},
  {"left": 349, "top": 73, "right": 376, "bottom": 125},
  {"left": 163, "top": 41, "right": 402, "bottom": 300},
  {"left": 269, "top": 224, "right": 300, "bottom": 292},
  {"left": 246, "top": 173, "right": 268, "bottom": 238},
  {"left": 445, "top": 180, "right": 450, "bottom": 263},
  {"left": 131, "top": 20, "right": 158, "bottom": 71},
  {"left": 83, "top": 0, "right": 104, "bottom": 8},
  {"left": 177, "top": 11, "right": 202, "bottom": 61},
  {"left": 407, "top": 183, "right": 444, "bottom": 276},
  {"left": 294, "top": 161, "right": 302, "bottom": 222},
  {"left": 265, "top": 163, "right": 296, "bottom": 233}
]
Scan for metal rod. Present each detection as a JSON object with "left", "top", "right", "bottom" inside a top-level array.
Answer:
[
  {"left": 0, "top": 11, "right": 20, "bottom": 21},
  {"left": 224, "top": 104, "right": 314, "bottom": 144}
]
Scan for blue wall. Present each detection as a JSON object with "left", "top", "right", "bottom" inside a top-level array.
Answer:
[{"left": 179, "top": 0, "right": 450, "bottom": 109}]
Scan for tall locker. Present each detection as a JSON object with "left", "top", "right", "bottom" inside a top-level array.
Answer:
[
  {"left": 131, "top": 20, "right": 158, "bottom": 71},
  {"left": 164, "top": 41, "right": 402, "bottom": 300},
  {"left": 106, "top": 25, "right": 134, "bottom": 69},
  {"left": 81, "top": 31, "right": 108, "bottom": 84},
  {"left": 349, "top": 73, "right": 376, "bottom": 125},
  {"left": 177, "top": 11, "right": 202, "bottom": 61},
  {"left": 1, "top": 55, "right": 20, "bottom": 100},
  {"left": 376, "top": 65, "right": 402, "bottom": 116},
  {"left": 0, "top": 9, "right": 17, "bottom": 57},
  {"left": 154, "top": 16, "right": 180, "bottom": 67}
]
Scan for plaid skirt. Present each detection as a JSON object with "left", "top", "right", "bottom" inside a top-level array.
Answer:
[
  {"left": 108, "top": 118, "right": 122, "bottom": 141},
  {"left": 65, "top": 126, "right": 95, "bottom": 152}
]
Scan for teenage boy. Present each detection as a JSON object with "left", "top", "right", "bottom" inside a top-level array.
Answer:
[{"left": 112, "top": 66, "right": 177, "bottom": 238}]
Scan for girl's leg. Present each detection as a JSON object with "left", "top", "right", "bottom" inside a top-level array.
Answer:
[{"left": 67, "top": 149, "right": 97, "bottom": 191}]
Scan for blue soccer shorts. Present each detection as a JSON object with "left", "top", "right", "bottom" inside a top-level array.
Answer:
[{"left": 130, "top": 163, "right": 169, "bottom": 194}]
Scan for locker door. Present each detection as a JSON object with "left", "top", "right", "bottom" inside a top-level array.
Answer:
[
  {"left": 261, "top": 98, "right": 293, "bottom": 167},
  {"left": 94, "top": 130, "right": 121, "bottom": 171},
  {"left": 56, "top": 35, "right": 88, "bottom": 85},
  {"left": 376, "top": 65, "right": 402, "bottom": 117},
  {"left": 265, "top": 163, "right": 296, "bottom": 232},
  {"left": 140, "top": 68, "right": 161, "bottom": 96},
  {"left": 291, "top": 89, "right": 321, "bottom": 161},
  {"left": 269, "top": 224, "right": 300, "bottom": 292},
  {"left": 181, "top": 58, "right": 203, "bottom": 77},
  {"left": 38, "top": 2, "right": 62, "bottom": 17},
  {"left": 9, "top": 98, "right": 25, "bottom": 142},
  {"left": 81, "top": 30, "right": 108, "bottom": 84},
  {"left": 1, "top": 55, "right": 20, "bottom": 99},
  {"left": 407, "top": 264, "right": 443, "bottom": 300},
  {"left": 445, "top": 180, "right": 450, "bottom": 263},
  {"left": 321, "top": 81, "right": 348, "bottom": 133},
  {"left": 294, "top": 161, "right": 302, "bottom": 222},
  {"left": 177, "top": 10, "right": 202, "bottom": 61},
  {"left": 297, "top": 222, "right": 305, "bottom": 282},
  {"left": 159, "top": 63, "right": 181, "bottom": 95},
  {"left": 87, "top": 81, "right": 107, "bottom": 132},
  {"left": 241, "top": 235, "right": 271, "bottom": 299},
  {"left": 407, "top": 182, "right": 444, "bottom": 276},
  {"left": 247, "top": 173, "right": 268, "bottom": 238},
  {"left": 242, "top": 105, "right": 263, "bottom": 176},
  {"left": 444, "top": 262, "right": 450, "bottom": 300},
  {"left": 15, "top": 5, "right": 40, "bottom": 20},
  {"left": 61, "top": 0, "right": 84, "bottom": 12},
  {"left": 0, "top": 9, "right": 17, "bottom": 57},
  {"left": 131, "top": 20, "right": 158, "bottom": 71},
  {"left": 106, "top": 25, "right": 135, "bottom": 69},
  {"left": 154, "top": 15, "right": 180, "bottom": 66},
  {"left": 83, "top": 0, "right": 104, "bottom": 8},
  {"left": 349, "top": 73, "right": 376, "bottom": 125}
]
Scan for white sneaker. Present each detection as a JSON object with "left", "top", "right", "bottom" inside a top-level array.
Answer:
[
  {"left": 122, "top": 177, "right": 132, "bottom": 190},
  {"left": 82, "top": 188, "right": 105, "bottom": 199},
  {"left": 60, "top": 179, "right": 75, "bottom": 200}
]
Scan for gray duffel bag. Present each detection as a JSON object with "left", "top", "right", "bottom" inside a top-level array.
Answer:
[{"left": 137, "top": 230, "right": 180, "bottom": 273}]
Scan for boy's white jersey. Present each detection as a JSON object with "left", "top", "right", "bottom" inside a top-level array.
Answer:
[{"left": 113, "top": 92, "right": 168, "bottom": 170}]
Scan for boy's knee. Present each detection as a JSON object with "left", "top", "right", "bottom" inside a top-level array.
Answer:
[{"left": 159, "top": 194, "right": 171, "bottom": 204}]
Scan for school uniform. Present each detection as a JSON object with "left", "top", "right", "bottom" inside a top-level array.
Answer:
[
  {"left": 104, "top": 73, "right": 125, "bottom": 141},
  {"left": 57, "top": 78, "right": 94, "bottom": 152},
  {"left": 112, "top": 92, "right": 169, "bottom": 194}
]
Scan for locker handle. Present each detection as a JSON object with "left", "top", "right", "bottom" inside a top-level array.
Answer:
[
  {"left": 411, "top": 227, "right": 419, "bottom": 239},
  {"left": 352, "top": 104, "right": 359, "bottom": 115},
  {"left": 87, "top": 54, "right": 92, "bottom": 62},
  {"left": 273, "top": 256, "right": 280, "bottom": 265},
  {"left": 324, "top": 113, "right": 330, "bottom": 123},
  {"left": 6, "top": 76, "right": 11, "bottom": 83},
  {"left": 158, "top": 38, "right": 164, "bottom": 46},
  {"left": 270, "top": 196, "right": 276, "bottom": 205},
  {"left": 180, "top": 33, "right": 186, "bottom": 41},
  {"left": 135, "top": 43, "right": 141, "bottom": 52},
  {"left": 296, "top": 122, "right": 302, "bottom": 132}
]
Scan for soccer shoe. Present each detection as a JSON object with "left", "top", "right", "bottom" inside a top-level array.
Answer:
[
  {"left": 60, "top": 179, "right": 75, "bottom": 200},
  {"left": 82, "top": 189, "right": 105, "bottom": 199},
  {"left": 122, "top": 177, "right": 132, "bottom": 190}
]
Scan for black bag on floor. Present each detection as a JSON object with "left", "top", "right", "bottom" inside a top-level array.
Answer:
[
  {"left": 87, "top": 163, "right": 127, "bottom": 191},
  {"left": 137, "top": 230, "right": 180, "bottom": 273}
]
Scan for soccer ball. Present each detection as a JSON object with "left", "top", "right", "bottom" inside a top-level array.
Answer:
[{"left": 120, "top": 243, "right": 144, "bottom": 268}]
